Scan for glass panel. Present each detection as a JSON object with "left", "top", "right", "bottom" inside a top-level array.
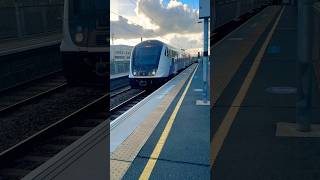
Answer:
[{"left": 133, "top": 46, "right": 162, "bottom": 66}]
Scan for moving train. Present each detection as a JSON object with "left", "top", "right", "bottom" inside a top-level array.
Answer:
[
  {"left": 129, "top": 40, "right": 193, "bottom": 89},
  {"left": 214, "top": 0, "right": 272, "bottom": 28},
  {"left": 60, "top": 0, "right": 108, "bottom": 85}
]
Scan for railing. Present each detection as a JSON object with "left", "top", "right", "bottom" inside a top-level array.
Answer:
[{"left": 110, "top": 60, "right": 130, "bottom": 75}]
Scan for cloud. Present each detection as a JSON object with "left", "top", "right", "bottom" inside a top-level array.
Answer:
[
  {"left": 110, "top": 16, "right": 155, "bottom": 39},
  {"left": 111, "top": 0, "right": 200, "bottom": 37},
  {"left": 136, "top": 0, "right": 201, "bottom": 35},
  {"left": 169, "top": 34, "right": 202, "bottom": 49},
  {"left": 110, "top": 0, "right": 203, "bottom": 50}
]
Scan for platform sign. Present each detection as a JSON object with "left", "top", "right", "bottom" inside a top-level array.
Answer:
[{"left": 199, "top": 0, "right": 210, "bottom": 19}]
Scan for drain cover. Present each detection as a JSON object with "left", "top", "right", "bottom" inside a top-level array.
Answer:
[{"left": 266, "top": 86, "right": 297, "bottom": 94}]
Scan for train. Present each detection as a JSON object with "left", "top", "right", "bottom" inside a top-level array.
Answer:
[
  {"left": 213, "top": 0, "right": 272, "bottom": 28},
  {"left": 60, "top": 0, "right": 108, "bottom": 85},
  {"left": 129, "top": 40, "right": 194, "bottom": 89}
]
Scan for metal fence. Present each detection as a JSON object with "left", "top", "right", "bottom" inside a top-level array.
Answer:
[
  {"left": 110, "top": 60, "right": 130, "bottom": 75},
  {"left": 0, "top": 0, "right": 64, "bottom": 39}
]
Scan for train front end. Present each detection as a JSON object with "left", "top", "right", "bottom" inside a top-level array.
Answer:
[
  {"left": 129, "top": 41, "right": 169, "bottom": 89},
  {"left": 60, "top": 0, "right": 108, "bottom": 85}
]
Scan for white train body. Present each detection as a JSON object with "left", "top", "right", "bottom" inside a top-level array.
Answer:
[{"left": 129, "top": 40, "right": 193, "bottom": 88}]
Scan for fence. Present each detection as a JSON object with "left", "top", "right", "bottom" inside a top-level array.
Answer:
[
  {"left": 0, "top": 0, "right": 64, "bottom": 40},
  {"left": 110, "top": 60, "right": 130, "bottom": 75}
]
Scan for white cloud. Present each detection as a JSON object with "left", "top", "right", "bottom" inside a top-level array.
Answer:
[
  {"left": 136, "top": 0, "right": 200, "bottom": 35},
  {"left": 110, "top": 0, "right": 203, "bottom": 53},
  {"left": 110, "top": 16, "right": 155, "bottom": 39},
  {"left": 168, "top": 33, "right": 202, "bottom": 50}
]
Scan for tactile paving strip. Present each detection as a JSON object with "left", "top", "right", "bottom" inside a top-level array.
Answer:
[{"left": 110, "top": 160, "right": 131, "bottom": 180}]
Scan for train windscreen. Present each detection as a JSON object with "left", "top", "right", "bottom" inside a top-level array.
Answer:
[
  {"left": 69, "top": 0, "right": 108, "bottom": 47},
  {"left": 71, "top": 0, "right": 107, "bottom": 15},
  {"left": 131, "top": 41, "right": 163, "bottom": 76},
  {"left": 95, "top": 0, "right": 107, "bottom": 11},
  {"left": 71, "top": 0, "right": 88, "bottom": 16},
  {"left": 133, "top": 47, "right": 161, "bottom": 65}
]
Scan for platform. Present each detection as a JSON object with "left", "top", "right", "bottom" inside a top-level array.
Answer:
[
  {"left": 0, "top": 33, "right": 61, "bottom": 56},
  {"left": 110, "top": 72, "right": 128, "bottom": 80},
  {"left": 22, "top": 121, "right": 108, "bottom": 180},
  {"left": 110, "top": 63, "right": 210, "bottom": 179},
  {"left": 212, "top": 5, "right": 320, "bottom": 180}
]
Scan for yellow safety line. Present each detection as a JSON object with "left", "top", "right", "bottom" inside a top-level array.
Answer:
[
  {"left": 210, "top": 7, "right": 285, "bottom": 169},
  {"left": 139, "top": 64, "right": 199, "bottom": 180}
]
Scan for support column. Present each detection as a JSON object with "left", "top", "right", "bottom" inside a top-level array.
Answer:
[
  {"left": 296, "top": 0, "right": 315, "bottom": 132},
  {"left": 202, "top": 17, "right": 209, "bottom": 103}
]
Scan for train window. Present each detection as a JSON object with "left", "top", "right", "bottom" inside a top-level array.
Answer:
[{"left": 132, "top": 45, "right": 162, "bottom": 66}]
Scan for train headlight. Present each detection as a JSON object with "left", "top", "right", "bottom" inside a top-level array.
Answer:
[
  {"left": 152, "top": 70, "right": 156, "bottom": 75},
  {"left": 75, "top": 33, "right": 84, "bottom": 43}
]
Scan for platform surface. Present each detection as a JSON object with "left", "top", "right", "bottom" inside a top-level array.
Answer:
[
  {"left": 110, "top": 72, "right": 128, "bottom": 80},
  {"left": 0, "top": 33, "right": 61, "bottom": 56},
  {"left": 110, "top": 63, "right": 210, "bottom": 179},
  {"left": 212, "top": 5, "right": 320, "bottom": 180},
  {"left": 23, "top": 121, "right": 108, "bottom": 180}
]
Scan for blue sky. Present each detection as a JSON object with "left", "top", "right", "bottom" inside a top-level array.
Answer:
[{"left": 162, "top": 0, "right": 199, "bottom": 9}]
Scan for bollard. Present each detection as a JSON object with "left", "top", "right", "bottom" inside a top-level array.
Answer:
[{"left": 296, "top": 0, "right": 315, "bottom": 132}]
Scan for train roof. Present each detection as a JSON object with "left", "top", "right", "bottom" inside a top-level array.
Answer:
[{"left": 135, "top": 40, "right": 188, "bottom": 55}]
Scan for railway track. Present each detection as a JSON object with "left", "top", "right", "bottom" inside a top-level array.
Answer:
[
  {"left": 0, "top": 94, "right": 107, "bottom": 179},
  {"left": 109, "top": 90, "right": 150, "bottom": 122},
  {"left": 0, "top": 71, "right": 67, "bottom": 115},
  {"left": 0, "top": 86, "right": 148, "bottom": 180}
]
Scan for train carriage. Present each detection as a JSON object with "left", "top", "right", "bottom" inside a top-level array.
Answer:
[
  {"left": 129, "top": 40, "right": 193, "bottom": 89},
  {"left": 60, "top": 0, "right": 108, "bottom": 85}
]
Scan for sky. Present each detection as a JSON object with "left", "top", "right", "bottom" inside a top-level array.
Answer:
[{"left": 110, "top": 0, "right": 204, "bottom": 55}]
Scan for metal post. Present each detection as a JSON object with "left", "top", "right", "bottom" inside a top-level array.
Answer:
[
  {"left": 296, "top": 0, "right": 315, "bottom": 132},
  {"left": 14, "top": 1, "right": 22, "bottom": 37},
  {"left": 41, "top": 6, "right": 48, "bottom": 33},
  {"left": 203, "top": 18, "right": 209, "bottom": 102}
]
